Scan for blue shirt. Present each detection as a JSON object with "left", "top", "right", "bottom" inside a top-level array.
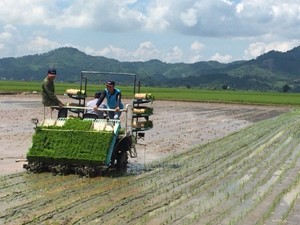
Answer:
[{"left": 96, "top": 88, "right": 123, "bottom": 109}]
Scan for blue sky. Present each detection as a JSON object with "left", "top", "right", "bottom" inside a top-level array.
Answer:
[{"left": 0, "top": 0, "right": 299, "bottom": 63}]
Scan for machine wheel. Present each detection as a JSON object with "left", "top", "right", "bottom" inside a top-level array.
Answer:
[
  {"left": 116, "top": 150, "right": 128, "bottom": 169},
  {"left": 112, "top": 136, "right": 130, "bottom": 170},
  {"left": 24, "top": 162, "right": 48, "bottom": 173},
  {"left": 75, "top": 165, "right": 97, "bottom": 178}
]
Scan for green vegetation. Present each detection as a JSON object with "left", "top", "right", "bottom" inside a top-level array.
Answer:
[
  {"left": 27, "top": 119, "right": 114, "bottom": 164},
  {"left": 1, "top": 80, "right": 300, "bottom": 106},
  {"left": 1, "top": 46, "right": 300, "bottom": 91},
  {"left": 0, "top": 80, "right": 80, "bottom": 93}
]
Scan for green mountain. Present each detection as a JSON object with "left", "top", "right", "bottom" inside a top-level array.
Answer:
[{"left": 1, "top": 46, "right": 300, "bottom": 92}]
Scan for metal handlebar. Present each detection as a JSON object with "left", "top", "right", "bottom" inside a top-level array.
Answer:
[{"left": 51, "top": 105, "right": 128, "bottom": 112}]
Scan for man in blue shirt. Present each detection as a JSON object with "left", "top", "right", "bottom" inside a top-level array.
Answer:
[{"left": 94, "top": 81, "right": 123, "bottom": 119}]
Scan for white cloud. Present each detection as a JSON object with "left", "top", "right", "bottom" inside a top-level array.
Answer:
[
  {"left": 190, "top": 55, "right": 203, "bottom": 63},
  {"left": 138, "top": 42, "right": 161, "bottom": 60},
  {"left": 191, "top": 41, "right": 205, "bottom": 53},
  {"left": 85, "top": 41, "right": 162, "bottom": 62},
  {"left": 0, "top": 24, "right": 22, "bottom": 57},
  {"left": 210, "top": 53, "right": 233, "bottom": 63},
  {"left": 56, "top": 1, "right": 146, "bottom": 31},
  {"left": 188, "top": 41, "right": 205, "bottom": 63},
  {"left": 0, "top": 24, "right": 61, "bottom": 58},
  {"left": 0, "top": 0, "right": 299, "bottom": 62},
  {"left": 0, "top": 0, "right": 298, "bottom": 34},
  {"left": 88, "top": 46, "right": 113, "bottom": 57},
  {"left": 235, "top": 3, "right": 244, "bottom": 14},
  {"left": 85, "top": 45, "right": 128, "bottom": 60},
  {"left": 235, "top": 0, "right": 300, "bottom": 37},
  {"left": 0, "top": 0, "right": 146, "bottom": 31},
  {"left": 222, "top": 0, "right": 233, "bottom": 6},
  {"left": 0, "top": 24, "right": 17, "bottom": 42},
  {"left": 244, "top": 40, "right": 300, "bottom": 59},
  {"left": 165, "top": 46, "right": 183, "bottom": 62},
  {"left": 0, "top": 0, "right": 299, "bottom": 38},
  {"left": 145, "top": 0, "right": 300, "bottom": 39},
  {"left": 144, "top": 1, "right": 170, "bottom": 31},
  {"left": 0, "top": 0, "right": 53, "bottom": 26},
  {"left": 244, "top": 43, "right": 266, "bottom": 59},
  {"left": 180, "top": 8, "right": 198, "bottom": 27},
  {"left": 26, "top": 36, "right": 60, "bottom": 54},
  {"left": 84, "top": 41, "right": 186, "bottom": 63}
]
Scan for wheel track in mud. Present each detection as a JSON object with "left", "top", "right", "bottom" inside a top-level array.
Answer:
[{"left": 1, "top": 111, "right": 300, "bottom": 224}]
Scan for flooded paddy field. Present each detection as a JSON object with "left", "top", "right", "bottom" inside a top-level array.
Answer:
[{"left": 1, "top": 94, "right": 300, "bottom": 224}]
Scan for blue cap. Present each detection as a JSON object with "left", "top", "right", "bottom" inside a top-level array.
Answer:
[
  {"left": 48, "top": 69, "right": 56, "bottom": 75},
  {"left": 106, "top": 81, "right": 115, "bottom": 86}
]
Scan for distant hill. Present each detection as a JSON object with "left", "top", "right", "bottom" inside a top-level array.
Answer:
[{"left": 1, "top": 46, "right": 300, "bottom": 92}]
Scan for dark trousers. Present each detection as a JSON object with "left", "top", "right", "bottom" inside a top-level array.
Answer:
[
  {"left": 53, "top": 107, "right": 68, "bottom": 118},
  {"left": 108, "top": 111, "right": 122, "bottom": 119}
]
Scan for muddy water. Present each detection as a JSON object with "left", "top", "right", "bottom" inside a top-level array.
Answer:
[
  {"left": 2, "top": 94, "right": 300, "bottom": 224},
  {"left": 0, "top": 94, "right": 289, "bottom": 175},
  {"left": 1, "top": 111, "right": 300, "bottom": 224}
]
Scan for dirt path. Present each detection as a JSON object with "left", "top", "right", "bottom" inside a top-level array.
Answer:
[{"left": 2, "top": 94, "right": 300, "bottom": 224}]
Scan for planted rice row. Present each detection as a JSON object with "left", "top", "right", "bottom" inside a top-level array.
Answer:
[{"left": 2, "top": 111, "right": 300, "bottom": 224}]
